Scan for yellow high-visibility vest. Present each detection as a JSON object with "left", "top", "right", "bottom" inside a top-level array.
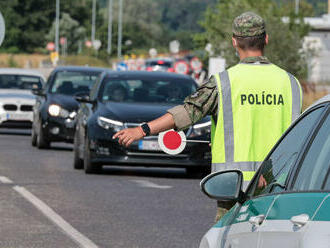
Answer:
[{"left": 211, "top": 63, "right": 302, "bottom": 184}]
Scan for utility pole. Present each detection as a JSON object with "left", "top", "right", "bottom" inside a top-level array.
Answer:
[
  {"left": 91, "top": 0, "right": 96, "bottom": 43},
  {"left": 328, "top": 0, "right": 330, "bottom": 14},
  {"left": 107, "top": 0, "right": 113, "bottom": 55},
  {"left": 117, "top": 0, "right": 123, "bottom": 58},
  {"left": 55, "top": 0, "right": 60, "bottom": 53},
  {"left": 295, "top": 0, "right": 299, "bottom": 15}
]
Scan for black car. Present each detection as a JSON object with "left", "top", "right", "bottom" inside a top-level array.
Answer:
[
  {"left": 31, "top": 66, "right": 107, "bottom": 148},
  {"left": 74, "top": 71, "right": 211, "bottom": 174}
]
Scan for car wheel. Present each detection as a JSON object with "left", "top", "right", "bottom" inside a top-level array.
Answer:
[
  {"left": 73, "top": 131, "right": 83, "bottom": 170},
  {"left": 31, "top": 123, "right": 37, "bottom": 147},
  {"left": 36, "top": 121, "right": 50, "bottom": 149},
  {"left": 83, "top": 136, "right": 101, "bottom": 174}
]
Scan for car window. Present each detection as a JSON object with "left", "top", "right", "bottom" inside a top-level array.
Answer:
[
  {"left": 248, "top": 107, "right": 325, "bottom": 197},
  {"left": 100, "top": 76, "right": 196, "bottom": 104},
  {"left": 0, "top": 74, "right": 42, "bottom": 89},
  {"left": 50, "top": 71, "right": 100, "bottom": 96},
  {"left": 292, "top": 111, "right": 330, "bottom": 191}
]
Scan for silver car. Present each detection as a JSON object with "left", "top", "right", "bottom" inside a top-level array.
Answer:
[
  {"left": 200, "top": 94, "right": 330, "bottom": 248},
  {"left": 0, "top": 68, "right": 45, "bottom": 128}
]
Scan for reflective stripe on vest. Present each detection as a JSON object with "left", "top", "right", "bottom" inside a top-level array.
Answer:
[{"left": 211, "top": 64, "right": 301, "bottom": 183}]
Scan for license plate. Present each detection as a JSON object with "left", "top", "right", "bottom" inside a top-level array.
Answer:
[
  {"left": 138, "top": 140, "right": 161, "bottom": 151},
  {"left": 6, "top": 113, "right": 31, "bottom": 120}
]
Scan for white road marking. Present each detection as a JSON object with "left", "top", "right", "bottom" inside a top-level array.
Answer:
[
  {"left": 13, "top": 186, "right": 98, "bottom": 248},
  {"left": 132, "top": 180, "right": 172, "bottom": 189},
  {"left": 0, "top": 176, "right": 13, "bottom": 184}
]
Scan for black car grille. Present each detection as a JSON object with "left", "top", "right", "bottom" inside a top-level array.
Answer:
[
  {"left": 20, "top": 105, "right": 33, "bottom": 112},
  {"left": 3, "top": 104, "right": 17, "bottom": 111}
]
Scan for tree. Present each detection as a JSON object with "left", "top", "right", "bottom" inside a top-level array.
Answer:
[
  {"left": 46, "top": 13, "right": 86, "bottom": 54},
  {"left": 195, "top": 0, "right": 311, "bottom": 80},
  {"left": 0, "top": 0, "right": 54, "bottom": 52},
  {"left": 0, "top": 0, "right": 92, "bottom": 53}
]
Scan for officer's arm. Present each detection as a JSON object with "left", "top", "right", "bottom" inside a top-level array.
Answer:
[
  {"left": 168, "top": 76, "right": 218, "bottom": 131},
  {"left": 113, "top": 77, "right": 217, "bottom": 147},
  {"left": 113, "top": 113, "right": 176, "bottom": 147}
]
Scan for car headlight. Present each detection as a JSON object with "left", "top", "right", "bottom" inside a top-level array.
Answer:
[
  {"left": 190, "top": 121, "right": 211, "bottom": 137},
  {"left": 97, "top": 116, "right": 124, "bottom": 132},
  {"left": 48, "top": 104, "right": 69, "bottom": 118}
]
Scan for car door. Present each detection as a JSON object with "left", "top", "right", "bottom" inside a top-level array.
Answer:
[
  {"left": 220, "top": 105, "right": 327, "bottom": 248},
  {"left": 257, "top": 105, "right": 330, "bottom": 248}
]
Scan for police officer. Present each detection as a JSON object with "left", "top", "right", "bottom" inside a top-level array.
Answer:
[{"left": 113, "top": 12, "right": 302, "bottom": 218}]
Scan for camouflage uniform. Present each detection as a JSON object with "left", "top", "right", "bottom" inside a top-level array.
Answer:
[
  {"left": 168, "top": 56, "right": 271, "bottom": 130},
  {"left": 168, "top": 12, "right": 268, "bottom": 130},
  {"left": 167, "top": 12, "right": 270, "bottom": 222}
]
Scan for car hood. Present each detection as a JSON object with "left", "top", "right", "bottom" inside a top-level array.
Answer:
[
  {"left": 48, "top": 94, "right": 79, "bottom": 111},
  {"left": 101, "top": 102, "right": 176, "bottom": 123},
  {"left": 0, "top": 89, "right": 35, "bottom": 100}
]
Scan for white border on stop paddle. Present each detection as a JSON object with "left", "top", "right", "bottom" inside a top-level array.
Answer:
[
  {"left": 158, "top": 130, "right": 186, "bottom": 155},
  {"left": 174, "top": 61, "right": 189, "bottom": 75}
]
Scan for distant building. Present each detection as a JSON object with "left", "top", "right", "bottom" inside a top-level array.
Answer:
[{"left": 303, "top": 14, "right": 330, "bottom": 83}]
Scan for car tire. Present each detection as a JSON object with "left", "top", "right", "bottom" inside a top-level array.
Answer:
[
  {"left": 31, "top": 123, "right": 37, "bottom": 147},
  {"left": 36, "top": 121, "right": 50, "bottom": 149},
  {"left": 83, "top": 136, "right": 101, "bottom": 174},
  {"left": 73, "top": 132, "right": 84, "bottom": 170}
]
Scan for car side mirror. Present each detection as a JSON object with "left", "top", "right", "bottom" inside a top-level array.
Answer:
[
  {"left": 32, "top": 88, "right": 45, "bottom": 96},
  {"left": 200, "top": 170, "right": 244, "bottom": 203},
  {"left": 74, "top": 95, "right": 95, "bottom": 104}
]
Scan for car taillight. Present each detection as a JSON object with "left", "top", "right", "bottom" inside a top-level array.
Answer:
[
  {"left": 167, "top": 68, "right": 174, "bottom": 73},
  {"left": 146, "top": 67, "right": 153, "bottom": 71}
]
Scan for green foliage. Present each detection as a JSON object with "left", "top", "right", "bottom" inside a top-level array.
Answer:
[
  {"left": 46, "top": 13, "right": 86, "bottom": 54},
  {"left": 0, "top": 0, "right": 92, "bottom": 53},
  {"left": 306, "top": 0, "right": 328, "bottom": 16},
  {"left": 196, "top": 0, "right": 311, "bottom": 80}
]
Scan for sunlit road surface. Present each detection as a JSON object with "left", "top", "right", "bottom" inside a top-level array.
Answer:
[{"left": 0, "top": 129, "right": 214, "bottom": 248}]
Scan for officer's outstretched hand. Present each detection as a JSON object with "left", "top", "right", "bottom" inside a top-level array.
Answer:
[{"left": 113, "top": 127, "right": 145, "bottom": 147}]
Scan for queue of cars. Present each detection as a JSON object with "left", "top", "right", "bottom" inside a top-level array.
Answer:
[{"left": 28, "top": 66, "right": 211, "bottom": 173}]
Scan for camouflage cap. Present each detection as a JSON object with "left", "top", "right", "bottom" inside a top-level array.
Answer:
[{"left": 232, "top": 12, "right": 265, "bottom": 37}]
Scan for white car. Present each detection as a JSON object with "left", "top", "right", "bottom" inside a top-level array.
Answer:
[{"left": 0, "top": 68, "right": 45, "bottom": 128}]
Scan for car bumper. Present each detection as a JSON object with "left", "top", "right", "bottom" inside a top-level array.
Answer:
[
  {"left": 43, "top": 116, "right": 76, "bottom": 142},
  {"left": 0, "top": 111, "right": 33, "bottom": 128},
  {"left": 90, "top": 137, "right": 211, "bottom": 168}
]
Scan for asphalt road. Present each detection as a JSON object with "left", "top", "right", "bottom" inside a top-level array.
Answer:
[{"left": 0, "top": 129, "right": 215, "bottom": 248}]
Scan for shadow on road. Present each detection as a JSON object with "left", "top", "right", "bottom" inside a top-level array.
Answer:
[
  {"left": 49, "top": 144, "right": 73, "bottom": 152},
  {"left": 0, "top": 128, "right": 31, "bottom": 136},
  {"left": 100, "top": 166, "right": 206, "bottom": 179}
]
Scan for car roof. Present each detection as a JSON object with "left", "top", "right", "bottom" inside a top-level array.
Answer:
[
  {"left": 305, "top": 94, "right": 330, "bottom": 112},
  {"left": 0, "top": 68, "right": 46, "bottom": 80},
  {"left": 53, "top": 66, "right": 111, "bottom": 73},
  {"left": 103, "top": 70, "right": 193, "bottom": 80}
]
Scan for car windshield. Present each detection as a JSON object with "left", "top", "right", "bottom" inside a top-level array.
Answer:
[
  {"left": 100, "top": 75, "right": 196, "bottom": 104},
  {"left": 0, "top": 74, "right": 42, "bottom": 90},
  {"left": 50, "top": 71, "right": 100, "bottom": 96}
]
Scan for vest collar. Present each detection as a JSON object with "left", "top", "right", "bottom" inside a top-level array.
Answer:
[{"left": 239, "top": 56, "right": 270, "bottom": 64}]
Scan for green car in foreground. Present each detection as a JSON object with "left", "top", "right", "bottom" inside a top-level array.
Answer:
[{"left": 200, "top": 94, "right": 330, "bottom": 248}]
